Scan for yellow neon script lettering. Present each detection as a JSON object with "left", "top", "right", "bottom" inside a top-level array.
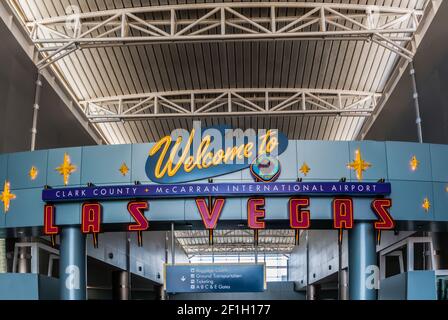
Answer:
[
  {"left": 259, "top": 130, "right": 279, "bottom": 154},
  {"left": 195, "top": 135, "right": 211, "bottom": 169},
  {"left": 149, "top": 129, "right": 279, "bottom": 178},
  {"left": 149, "top": 129, "right": 195, "bottom": 178}
]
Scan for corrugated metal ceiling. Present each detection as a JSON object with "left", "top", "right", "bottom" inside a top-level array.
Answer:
[{"left": 10, "top": 0, "right": 428, "bottom": 144}]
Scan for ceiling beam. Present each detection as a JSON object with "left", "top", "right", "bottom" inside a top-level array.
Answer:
[
  {"left": 20, "top": 2, "right": 423, "bottom": 68},
  {"left": 81, "top": 88, "right": 379, "bottom": 122}
]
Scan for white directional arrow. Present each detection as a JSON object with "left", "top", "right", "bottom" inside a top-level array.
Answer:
[{"left": 181, "top": 276, "right": 186, "bottom": 282}]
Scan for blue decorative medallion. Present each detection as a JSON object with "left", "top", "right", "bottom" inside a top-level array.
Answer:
[{"left": 250, "top": 155, "right": 281, "bottom": 182}]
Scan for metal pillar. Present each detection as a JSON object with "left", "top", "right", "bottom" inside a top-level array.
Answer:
[
  {"left": 165, "top": 231, "right": 169, "bottom": 264},
  {"left": 255, "top": 246, "right": 258, "bottom": 264},
  {"left": 305, "top": 231, "right": 313, "bottom": 300},
  {"left": 337, "top": 235, "right": 343, "bottom": 299},
  {"left": 305, "top": 231, "right": 310, "bottom": 285},
  {"left": 59, "top": 227, "right": 86, "bottom": 300},
  {"left": 306, "top": 284, "right": 319, "bottom": 300},
  {"left": 171, "top": 222, "right": 175, "bottom": 265},
  {"left": 112, "top": 271, "right": 129, "bottom": 300},
  {"left": 0, "top": 239, "right": 6, "bottom": 273},
  {"left": 17, "top": 247, "right": 29, "bottom": 273},
  {"left": 348, "top": 222, "right": 377, "bottom": 300},
  {"left": 339, "top": 269, "right": 349, "bottom": 300},
  {"left": 15, "top": 72, "right": 44, "bottom": 276},
  {"left": 158, "top": 285, "right": 166, "bottom": 300},
  {"left": 410, "top": 62, "right": 431, "bottom": 270},
  {"left": 409, "top": 62, "right": 423, "bottom": 144},
  {"left": 338, "top": 234, "right": 349, "bottom": 300},
  {"left": 126, "top": 233, "right": 132, "bottom": 300},
  {"left": 31, "top": 72, "right": 43, "bottom": 151},
  {"left": 17, "top": 239, "right": 30, "bottom": 273}
]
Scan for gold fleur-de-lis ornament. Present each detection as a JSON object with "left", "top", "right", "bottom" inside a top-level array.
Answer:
[
  {"left": 299, "top": 162, "right": 310, "bottom": 176},
  {"left": 119, "top": 162, "right": 129, "bottom": 176}
]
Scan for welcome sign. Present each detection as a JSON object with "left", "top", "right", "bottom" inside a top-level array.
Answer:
[
  {"left": 145, "top": 126, "right": 289, "bottom": 183},
  {"left": 39, "top": 127, "right": 396, "bottom": 248}
]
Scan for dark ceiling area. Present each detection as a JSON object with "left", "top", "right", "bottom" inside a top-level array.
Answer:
[
  {"left": 366, "top": 1, "right": 448, "bottom": 144},
  {"left": 0, "top": 19, "right": 96, "bottom": 154}
]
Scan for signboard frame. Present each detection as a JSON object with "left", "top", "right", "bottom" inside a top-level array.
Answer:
[{"left": 164, "top": 263, "right": 267, "bottom": 294}]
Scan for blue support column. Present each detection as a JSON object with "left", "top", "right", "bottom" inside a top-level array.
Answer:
[
  {"left": 59, "top": 226, "right": 86, "bottom": 300},
  {"left": 348, "top": 222, "right": 377, "bottom": 300}
]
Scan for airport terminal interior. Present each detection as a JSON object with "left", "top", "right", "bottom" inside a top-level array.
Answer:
[{"left": 0, "top": 0, "right": 448, "bottom": 301}]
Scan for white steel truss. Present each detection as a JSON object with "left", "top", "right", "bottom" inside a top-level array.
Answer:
[
  {"left": 25, "top": 2, "right": 423, "bottom": 68},
  {"left": 82, "top": 88, "right": 379, "bottom": 122}
]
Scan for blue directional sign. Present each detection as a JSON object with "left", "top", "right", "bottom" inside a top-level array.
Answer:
[{"left": 165, "top": 264, "right": 266, "bottom": 293}]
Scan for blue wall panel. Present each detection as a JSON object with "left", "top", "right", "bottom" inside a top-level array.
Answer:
[
  {"left": 101, "top": 201, "right": 132, "bottom": 224},
  {"left": 264, "top": 198, "right": 289, "bottom": 220},
  {"left": 0, "top": 274, "right": 59, "bottom": 300},
  {"left": 55, "top": 203, "right": 81, "bottom": 225},
  {"left": 389, "top": 181, "right": 434, "bottom": 221},
  {"left": 213, "top": 169, "right": 242, "bottom": 182},
  {"left": 349, "top": 141, "right": 388, "bottom": 182},
  {"left": 131, "top": 143, "right": 153, "bottom": 184},
  {"left": 149, "top": 199, "right": 185, "bottom": 221},
  {"left": 353, "top": 198, "right": 377, "bottom": 221},
  {"left": 7, "top": 150, "right": 48, "bottom": 189},
  {"left": 296, "top": 141, "right": 350, "bottom": 181},
  {"left": 47, "top": 147, "right": 82, "bottom": 187},
  {"left": 430, "top": 144, "right": 448, "bottom": 182},
  {"left": 309, "top": 198, "right": 333, "bottom": 220},
  {"left": 0, "top": 208, "right": 4, "bottom": 227},
  {"left": 386, "top": 142, "right": 432, "bottom": 181},
  {"left": 0, "top": 274, "right": 39, "bottom": 300},
  {"left": 81, "top": 145, "right": 132, "bottom": 185},
  {"left": 379, "top": 272, "right": 407, "bottom": 300},
  {"left": 433, "top": 182, "right": 448, "bottom": 221},
  {"left": 6, "top": 189, "right": 43, "bottom": 227},
  {"left": 406, "top": 271, "right": 437, "bottom": 300}
]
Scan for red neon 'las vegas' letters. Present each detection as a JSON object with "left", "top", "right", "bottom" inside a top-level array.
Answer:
[
  {"left": 333, "top": 198, "right": 354, "bottom": 229},
  {"left": 82, "top": 203, "right": 102, "bottom": 234},
  {"left": 247, "top": 198, "right": 266, "bottom": 229},
  {"left": 371, "top": 198, "right": 395, "bottom": 230},
  {"left": 289, "top": 197, "right": 311, "bottom": 229},
  {"left": 42, "top": 197, "right": 395, "bottom": 239},
  {"left": 195, "top": 198, "right": 225, "bottom": 229},
  {"left": 44, "top": 204, "right": 59, "bottom": 235},
  {"left": 128, "top": 201, "right": 149, "bottom": 231}
]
